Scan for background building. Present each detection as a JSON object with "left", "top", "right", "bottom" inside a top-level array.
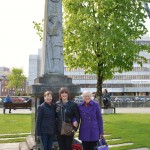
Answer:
[
  {"left": 28, "top": 34, "right": 150, "bottom": 96},
  {"left": 0, "top": 67, "right": 10, "bottom": 96},
  {"left": 0, "top": 67, "right": 27, "bottom": 96},
  {"left": 28, "top": 49, "right": 42, "bottom": 86}
]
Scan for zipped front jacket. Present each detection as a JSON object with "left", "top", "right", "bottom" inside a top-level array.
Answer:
[{"left": 55, "top": 100, "right": 80, "bottom": 133}]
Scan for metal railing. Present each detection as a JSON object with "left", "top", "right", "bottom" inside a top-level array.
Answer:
[{"left": 110, "top": 96, "right": 150, "bottom": 108}]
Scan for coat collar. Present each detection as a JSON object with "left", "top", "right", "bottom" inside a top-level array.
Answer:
[
  {"left": 44, "top": 102, "right": 52, "bottom": 107},
  {"left": 80, "top": 100, "right": 94, "bottom": 106}
]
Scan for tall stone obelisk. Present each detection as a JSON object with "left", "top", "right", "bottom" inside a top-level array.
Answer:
[
  {"left": 41, "top": 0, "right": 64, "bottom": 75},
  {"left": 28, "top": 0, "right": 80, "bottom": 98}
]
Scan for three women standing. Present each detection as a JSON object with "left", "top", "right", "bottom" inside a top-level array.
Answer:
[{"left": 36, "top": 89, "right": 104, "bottom": 150}]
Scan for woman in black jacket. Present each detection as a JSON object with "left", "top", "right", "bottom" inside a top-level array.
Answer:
[{"left": 55, "top": 87, "right": 80, "bottom": 150}]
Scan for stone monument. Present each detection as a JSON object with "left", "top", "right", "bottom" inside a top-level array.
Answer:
[
  {"left": 41, "top": 0, "right": 64, "bottom": 75},
  {"left": 28, "top": 0, "right": 80, "bottom": 99},
  {"left": 26, "top": 0, "right": 80, "bottom": 149}
]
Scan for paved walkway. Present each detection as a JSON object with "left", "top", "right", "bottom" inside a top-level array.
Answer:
[
  {"left": 116, "top": 107, "right": 150, "bottom": 114},
  {"left": 0, "top": 143, "right": 19, "bottom": 150},
  {"left": 0, "top": 107, "right": 150, "bottom": 114},
  {"left": 0, "top": 108, "right": 31, "bottom": 114}
]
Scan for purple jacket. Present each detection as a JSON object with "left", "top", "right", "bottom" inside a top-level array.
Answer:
[{"left": 78, "top": 100, "right": 104, "bottom": 141}]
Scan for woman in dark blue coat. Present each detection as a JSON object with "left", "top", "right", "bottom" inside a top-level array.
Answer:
[{"left": 36, "top": 91, "right": 55, "bottom": 150}]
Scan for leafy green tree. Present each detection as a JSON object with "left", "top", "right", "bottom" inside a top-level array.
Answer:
[
  {"left": 33, "top": 20, "right": 44, "bottom": 41},
  {"left": 63, "top": 0, "right": 150, "bottom": 104},
  {"left": 33, "top": 1, "right": 150, "bottom": 105},
  {"left": 6, "top": 68, "right": 26, "bottom": 95}
]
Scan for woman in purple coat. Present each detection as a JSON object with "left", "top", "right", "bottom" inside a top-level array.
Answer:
[{"left": 78, "top": 91, "right": 104, "bottom": 150}]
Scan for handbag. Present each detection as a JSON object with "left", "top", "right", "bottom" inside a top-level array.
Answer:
[
  {"left": 60, "top": 106, "right": 74, "bottom": 136},
  {"left": 97, "top": 138, "right": 109, "bottom": 150},
  {"left": 61, "top": 121, "right": 74, "bottom": 136}
]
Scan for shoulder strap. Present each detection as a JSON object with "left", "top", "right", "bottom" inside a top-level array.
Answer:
[{"left": 60, "top": 104, "right": 66, "bottom": 121}]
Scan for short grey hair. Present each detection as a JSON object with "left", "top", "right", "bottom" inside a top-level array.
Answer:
[{"left": 82, "top": 91, "right": 92, "bottom": 97}]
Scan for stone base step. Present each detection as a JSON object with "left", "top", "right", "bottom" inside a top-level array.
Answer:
[
  {"left": 19, "top": 135, "right": 36, "bottom": 150},
  {"left": 26, "top": 135, "right": 35, "bottom": 150},
  {"left": 19, "top": 142, "right": 30, "bottom": 150}
]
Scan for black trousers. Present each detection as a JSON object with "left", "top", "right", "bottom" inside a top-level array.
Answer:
[
  {"left": 82, "top": 141, "right": 98, "bottom": 150},
  {"left": 103, "top": 100, "right": 109, "bottom": 108},
  {"left": 57, "top": 133, "right": 73, "bottom": 150}
]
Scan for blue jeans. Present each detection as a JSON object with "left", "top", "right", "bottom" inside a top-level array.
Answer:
[{"left": 41, "top": 133, "right": 54, "bottom": 150}]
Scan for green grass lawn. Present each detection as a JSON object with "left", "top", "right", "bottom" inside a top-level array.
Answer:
[
  {"left": 103, "top": 113, "right": 150, "bottom": 150},
  {"left": 0, "top": 114, "right": 31, "bottom": 143},
  {"left": 0, "top": 113, "right": 150, "bottom": 150}
]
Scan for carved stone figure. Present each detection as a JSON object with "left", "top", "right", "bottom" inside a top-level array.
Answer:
[{"left": 41, "top": 0, "right": 64, "bottom": 75}]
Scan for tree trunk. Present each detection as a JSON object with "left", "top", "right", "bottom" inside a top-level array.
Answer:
[{"left": 96, "top": 70, "right": 103, "bottom": 106}]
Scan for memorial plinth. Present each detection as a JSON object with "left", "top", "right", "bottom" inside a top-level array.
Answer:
[{"left": 28, "top": 73, "right": 80, "bottom": 99}]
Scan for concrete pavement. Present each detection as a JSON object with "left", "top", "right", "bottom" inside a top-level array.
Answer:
[
  {"left": 0, "top": 143, "right": 19, "bottom": 150},
  {"left": 115, "top": 107, "right": 150, "bottom": 114},
  {"left": 0, "top": 107, "right": 150, "bottom": 114},
  {"left": 0, "top": 108, "right": 31, "bottom": 114}
]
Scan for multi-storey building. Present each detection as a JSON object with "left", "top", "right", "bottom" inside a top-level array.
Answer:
[
  {"left": 0, "top": 67, "right": 27, "bottom": 96},
  {"left": 0, "top": 67, "right": 10, "bottom": 96},
  {"left": 28, "top": 34, "right": 150, "bottom": 96},
  {"left": 28, "top": 49, "right": 42, "bottom": 86},
  {"left": 104, "top": 34, "right": 150, "bottom": 96},
  {"left": 65, "top": 34, "right": 150, "bottom": 96}
]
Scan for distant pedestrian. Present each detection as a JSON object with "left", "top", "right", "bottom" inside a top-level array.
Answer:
[
  {"left": 36, "top": 91, "right": 55, "bottom": 150},
  {"left": 4, "top": 95, "right": 12, "bottom": 113},
  {"left": 102, "top": 89, "right": 111, "bottom": 108}
]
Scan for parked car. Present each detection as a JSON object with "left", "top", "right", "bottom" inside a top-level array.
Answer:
[
  {"left": 124, "top": 97, "right": 131, "bottom": 101},
  {"left": 139, "top": 97, "right": 146, "bottom": 101},
  {"left": 114, "top": 97, "right": 125, "bottom": 102},
  {"left": 134, "top": 97, "right": 140, "bottom": 101},
  {"left": 74, "top": 96, "right": 83, "bottom": 104},
  {"left": 146, "top": 97, "right": 150, "bottom": 101}
]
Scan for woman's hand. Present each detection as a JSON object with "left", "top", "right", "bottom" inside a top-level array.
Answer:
[
  {"left": 100, "top": 134, "right": 104, "bottom": 139},
  {"left": 73, "top": 121, "right": 78, "bottom": 127}
]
